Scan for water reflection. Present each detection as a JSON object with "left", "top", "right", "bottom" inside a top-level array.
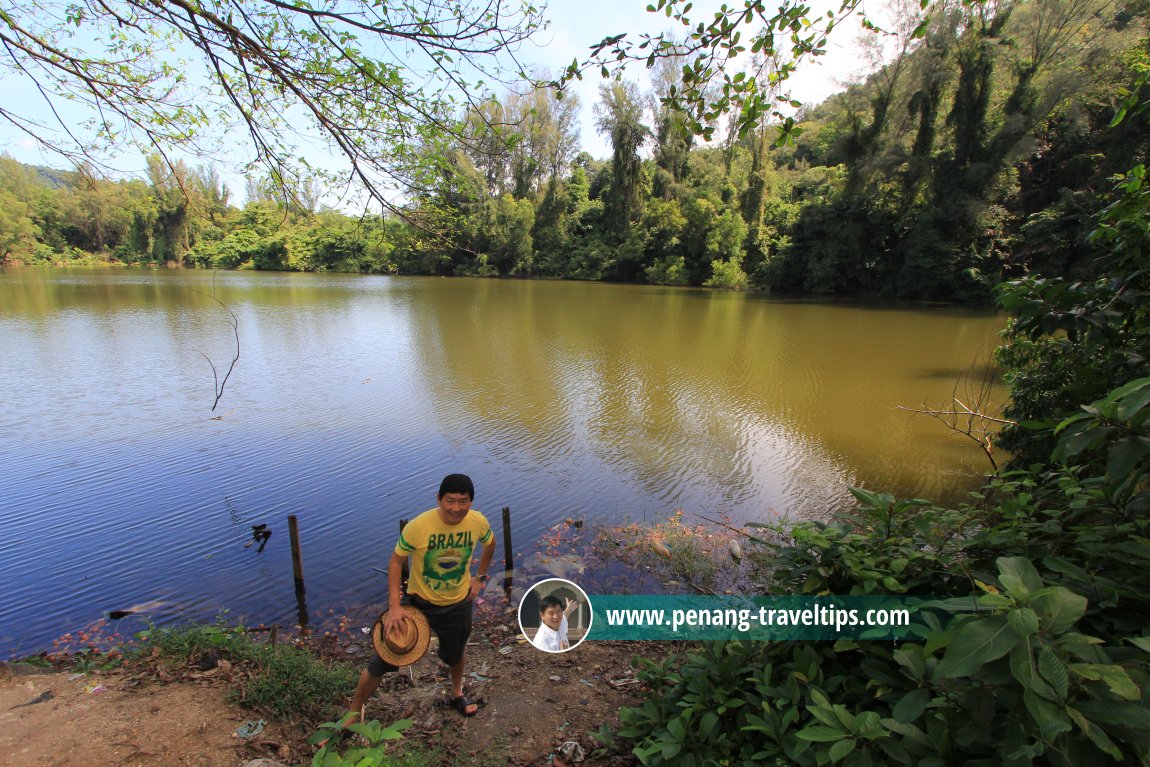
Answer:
[
  {"left": 0, "top": 268, "right": 1006, "bottom": 659},
  {"left": 406, "top": 279, "right": 1005, "bottom": 517}
]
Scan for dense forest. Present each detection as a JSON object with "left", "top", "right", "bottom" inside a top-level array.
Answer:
[{"left": 1, "top": 0, "right": 1147, "bottom": 304}]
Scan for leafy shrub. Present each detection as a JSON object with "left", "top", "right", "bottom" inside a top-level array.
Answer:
[{"left": 309, "top": 717, "right": 415, "bottom": 767}]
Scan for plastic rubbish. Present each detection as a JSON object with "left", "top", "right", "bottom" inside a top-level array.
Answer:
[
  {"left": 236, "top": 719, "right": 267, "bottom": 739},
  {"left": 558, "top": 741, "right": 586, "bottom": 763}
]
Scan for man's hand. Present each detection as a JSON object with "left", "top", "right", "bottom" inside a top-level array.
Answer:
[
  {"left": 383, "top": 607, "right": 408, "bottom": 639},
  {"left": 564, "top": 597, "right": 577, "bottom": 616},
  {"left": 469, "top": 576, "right": 484, "bottom": 600}
]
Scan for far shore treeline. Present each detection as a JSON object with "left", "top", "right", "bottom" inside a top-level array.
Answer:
[{"left": 2, "top": 4, "right": 1148, "bottom": 303}]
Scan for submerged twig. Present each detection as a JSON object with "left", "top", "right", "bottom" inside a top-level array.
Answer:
[
  {"left": 899, "top": 361, "right": 1012, "bottom": 473},
  {"left": 197, "top": 275, "right": 240, "bottom": 412}
]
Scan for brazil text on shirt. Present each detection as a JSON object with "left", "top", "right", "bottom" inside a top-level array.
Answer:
[{"left": 424, "top": 531, "right": 474, "bottom": 549}]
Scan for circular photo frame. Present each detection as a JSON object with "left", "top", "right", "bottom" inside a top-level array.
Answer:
[{"left": 518, "top": 577, "right": 593, "bottom": 653}]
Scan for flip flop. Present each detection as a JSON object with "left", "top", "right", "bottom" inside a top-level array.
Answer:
[{"left": 449, "top": 694, "right": 479, "bottom": 717}]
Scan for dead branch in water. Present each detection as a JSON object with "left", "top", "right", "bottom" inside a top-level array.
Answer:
[
  {"left": 900, "top": 362, "right": 1013, "bottom": 474},
  {"left": 197, "top": 275, "right": 240, "bottom": 412}
]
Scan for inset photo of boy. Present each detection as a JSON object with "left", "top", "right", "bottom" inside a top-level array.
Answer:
[{"left": 518, "top": 578, "right": 592, "bottom": 653}]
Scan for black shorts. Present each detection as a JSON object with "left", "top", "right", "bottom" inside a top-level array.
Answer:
[{"left": 367, "top": 594, "right": 473, "bottom": 676}]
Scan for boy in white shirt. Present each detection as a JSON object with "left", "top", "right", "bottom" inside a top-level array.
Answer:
[{"left": 532, "top": 595, "right": 578, "bottom": 652}]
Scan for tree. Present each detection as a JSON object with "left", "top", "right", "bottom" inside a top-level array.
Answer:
[
  {"left": 0, "top": 0, "right": 545, "bottom": 215},
  {"left": 458, "top": 80, "right": 581, "bottom": 200},
  {"left": 648, "top": 52, "right": 697, "bottom": 194},
  {"left": 0, "top": 155, "right": 45, "bottom": 260},
  {"left": 594, "top": 81, "right": 651, "bottom": 237},
  {"left": 562, "top": 0, "right": 871, "bottom": 144},
  {"left": 0, "top": 188, "right": 38, "bottom": 260}
]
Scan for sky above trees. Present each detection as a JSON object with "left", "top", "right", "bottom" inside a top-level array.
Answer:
[{"left": 0, "top": 0, "right": 874, "bottom": 207}]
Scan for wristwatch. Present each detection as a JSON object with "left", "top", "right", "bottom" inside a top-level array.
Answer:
[{"left": 478, "top": 573, "right": 489, "bottom": 584}]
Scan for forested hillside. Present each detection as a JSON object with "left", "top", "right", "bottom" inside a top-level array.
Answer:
[{"left": 2, "top": 0, "right": 1146, "bottom": 303}]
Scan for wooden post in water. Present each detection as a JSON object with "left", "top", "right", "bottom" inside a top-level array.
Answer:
[
  {"left": 501, "top": 506, "right": 514, "bottom": 594},
  {"left": 288, "top": 515, "right": 309, "bottom": 631},
  {"left": 499, "top": 510, "right": 512, "bottom": 570},
  {"left": 288, "top": 515, "right": 305, "bottom": 588}
]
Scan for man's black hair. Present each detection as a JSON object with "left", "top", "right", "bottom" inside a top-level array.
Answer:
[
  {"left": 539, "top": 595, "right": 563, "bottom": 613},
  {"left": 438, "top": 473, "right": 475, "bottom": 500}
]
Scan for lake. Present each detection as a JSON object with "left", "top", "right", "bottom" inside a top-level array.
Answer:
[{"left": 0, "top": 268, "right": 1006, "bottom": 658}]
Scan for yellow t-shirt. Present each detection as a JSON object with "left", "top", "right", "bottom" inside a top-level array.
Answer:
[{"left": 395, "top": 508, "right": 493, "bottom": 605}]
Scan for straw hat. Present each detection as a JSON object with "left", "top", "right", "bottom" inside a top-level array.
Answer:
[{"left": 371, "top": 606, "right": 431, "bottom": 667}]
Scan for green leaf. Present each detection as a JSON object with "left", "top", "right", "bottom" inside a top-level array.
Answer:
[
  {"left": 700, "top": 711, "right": 718, "bottom": 737},
  {"left": 1068, "top": 706, "right": 1123, "bottom": 761},
  {"left": 1023, "top": 690, "right": 1072, "bottom": 735},
  {"left": 1076, "top": 699, "right": 1150, "bottom": 728},
  {"left": 1030, "top": 587, "right": 1087, "bottom": 635},
  {"left": 797, "top": 725, "right": 847, "bottom": 742},
  {"left": 1069, "top": 663, "right": 1141, "bottom": 701},
  {"left": 1037, "top": 646, "right": 1070, "bottom": 701},
  {"left": 828, "top": 737, "right": 856, "bottom": 762},
  {"left": 1107, "top": 436, "right": 1150, "bottom": 482},
  {"left": 936, "top": 615, "right": 1019, "bottom": 678},
  {"left": 997, "top": 557, "right": 1043, "bottom": 593},
  {"left": 892, "top": 688, "right": 930, "bottom": 724},
  {"left": 999, "top": 574, "right": 1030, "bottom": 601},
  {"left": 1128, "top": 637, "right": 1150, "bottom": 654},
  {"left": 894, "top": 645, "right": 926, "bottom": 680},
  {"left": 1008, "top": 608, "right": 1040, "bottom": 637},
  {"left": 1011, "top": 643, "right": 1058, "bottom": 700},
  {"left": 1109, "top": 376, "right": 1150, "bottom": 420},
  {"left": 849, "top": 486, "right": 887, "bottom": 508}
]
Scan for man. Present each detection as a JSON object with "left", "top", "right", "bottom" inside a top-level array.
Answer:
[
  {"left": 531, "top": 595, "right": 578, "bottom": 652},
  {"left": 345, "top": 473, "right": 495, "bottom": 721}
]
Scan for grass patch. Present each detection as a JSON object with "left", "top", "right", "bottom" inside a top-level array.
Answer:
[
  {"left": 131, "top": 619, "right": 356, "bottom": 723},
  {"left": 235, "top": 643, "right": 356, "bottom": 721}
]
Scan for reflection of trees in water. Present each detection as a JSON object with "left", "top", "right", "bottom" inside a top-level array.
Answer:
[
  {"left": 403, "top": 279, "right": 847, "bottom": 516},
  {"left": 404, "top": 280, "right": 1007, "bottom": 515}
]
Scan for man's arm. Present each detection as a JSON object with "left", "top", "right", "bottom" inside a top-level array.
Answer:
[
  {"left": 383, "top": 549, "right": 407, "bottom": 637},
  {"left": 469, "top": 539, "right": 496, "bottom": 599}
]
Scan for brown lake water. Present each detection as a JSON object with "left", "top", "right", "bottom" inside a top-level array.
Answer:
[{"left": 0, "top": 268, "right": 1006, "bottom": 658}]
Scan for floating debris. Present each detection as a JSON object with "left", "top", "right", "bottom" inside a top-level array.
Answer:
[
  {"left": 245, "top": 524, "right": 272, "bottom": 553},
  {"left": 525, "top": 552, "right": 587, "bottom": 579},
  {"left": 107, "top": 599, "right": 170, "bottom": 620}
]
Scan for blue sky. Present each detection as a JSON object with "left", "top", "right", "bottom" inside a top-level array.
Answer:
[{"left": 0, "top": 1, "right": 873, "bottom": 202}]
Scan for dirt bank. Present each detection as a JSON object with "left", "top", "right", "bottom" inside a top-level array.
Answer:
[{"left": 1, "top": 607, "right": 672, "bottom": 767}]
